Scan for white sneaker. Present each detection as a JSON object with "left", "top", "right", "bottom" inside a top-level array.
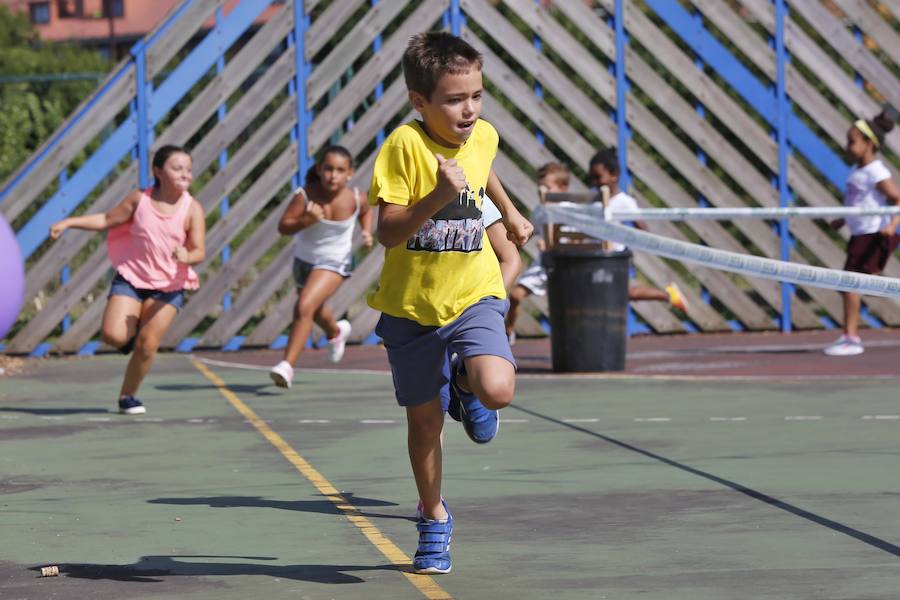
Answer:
[
  {"left": 823, "top": 335, "right": 864, "bottom": 356},
  {"left": 327, "top": 320, "right": 352, "bottom": 363},
  {"left": 270, "top": 360, "right": 294, "bottom": 388}
]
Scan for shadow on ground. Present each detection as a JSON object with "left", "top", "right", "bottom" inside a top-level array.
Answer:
[
  {"left": 147, "top": 492, "right": 416, "bottom": 522},
  {"left": 30, "top": 555, "right": 400, "bottom": 584}
]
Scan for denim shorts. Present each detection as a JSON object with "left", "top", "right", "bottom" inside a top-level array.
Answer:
[
  {"left": 293, "top": 257, "right": 352, "bottom": 288},
  {"left": 109, "top": 273, "right": 185, "bottom": 310},
  {"left": 375, "top": 297, "right": 516, "bottom": 407}
]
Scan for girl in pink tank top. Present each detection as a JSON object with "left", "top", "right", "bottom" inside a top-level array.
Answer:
[{"left": 50, "top": 145, "right": 206, "bottom": 415}]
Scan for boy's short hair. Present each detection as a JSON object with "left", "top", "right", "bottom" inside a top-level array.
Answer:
[
  {"left": 402, "top": 32, "right": 484, "bottom": 100},
  {"left": 536, "top": 162, "right": 570, "bottom": 188},
  {"left": 589, "top": 148, "right": 619, "bottom": 175}
]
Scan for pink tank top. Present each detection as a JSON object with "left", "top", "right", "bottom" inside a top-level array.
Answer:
[{"left": 107, "top": 189, "right": 200, "bottom": 292}]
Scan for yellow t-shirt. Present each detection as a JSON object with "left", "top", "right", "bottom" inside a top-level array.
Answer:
[{"left": 367, "top": 119, "right": 506, "bottom": 326}]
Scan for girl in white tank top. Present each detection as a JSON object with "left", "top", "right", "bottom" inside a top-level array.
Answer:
[{"left": 270, "top": 146, "right": 373, "bottom": 389}]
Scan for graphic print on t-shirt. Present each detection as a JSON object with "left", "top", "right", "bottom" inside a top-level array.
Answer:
[{"left": 407, "top": 185, "right": 486, "bottom": 253}]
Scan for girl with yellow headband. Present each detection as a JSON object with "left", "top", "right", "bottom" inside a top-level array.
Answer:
[{"left": 826, "top": 109, "right": 900, "bottom": 356}]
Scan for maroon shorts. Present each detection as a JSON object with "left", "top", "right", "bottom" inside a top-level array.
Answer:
[{"left": 844, "top": 232, "right": 900, "bottom": 275}]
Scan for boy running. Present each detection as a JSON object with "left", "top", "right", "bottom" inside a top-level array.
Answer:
[{"left": 368, "top": 32, "right": 531, "bottom": 574}]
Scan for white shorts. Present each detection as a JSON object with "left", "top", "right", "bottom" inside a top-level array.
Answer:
[{"left": 516, "top": 263, "right": 547, "bottom": 296}]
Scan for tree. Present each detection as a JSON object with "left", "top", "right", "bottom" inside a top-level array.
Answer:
[{"left": 0, "top": 6, "right": 110, "bottom": 183}]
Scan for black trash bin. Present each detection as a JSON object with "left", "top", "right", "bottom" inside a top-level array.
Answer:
[{"left": 542, "top": 247, "right": 631, "bottom": 372}]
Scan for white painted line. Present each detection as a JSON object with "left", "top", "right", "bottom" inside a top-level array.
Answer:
[
  {"left": 634, "top": 417, "right": 672, "bottom": 422},
  {"left": 87, "top": 417, "right": 112, "bottom": 422},
  {"left": 187, "top": 418, "right": 205, "bottom": 423},
  {"left": 298, "top": 419, "right": 331, "bottom": 424},
  {"left": 136, "top": 417, "right": 164, "bottom": 422},
  {"left": 709, "top": 417, "right": 748, "bottom": 421},
  {"left": 862, "top": 415, "right": 900, "bottom": 420},
  {"left": 40, "top": 416, "right": 65, "bottom": 420},
  {"left": 1, "top": 415, "right": 21, "bottom": 419},
  {"left": 360, "top": 419, "right": 397, "bottom": 424},
  {"left": 193, "top": 355, "right": 389, "bottom": 376},
  {"left": 503, "top": 419, "right": 529, "bottom": 423},
  {"left": 784, "top": 415, "right": 823, "bottom": 421},
  {"left": 563, "top": 418, "right": 599, "bottom": 423}
]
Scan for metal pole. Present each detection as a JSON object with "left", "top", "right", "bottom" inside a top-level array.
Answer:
[{"left": 774, "top": 0, "right": 792, "bottom": 333}]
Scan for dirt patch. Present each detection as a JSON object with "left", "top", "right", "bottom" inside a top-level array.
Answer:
[{"left": 0, "top": 355, "right": 28, "bottom": 377}]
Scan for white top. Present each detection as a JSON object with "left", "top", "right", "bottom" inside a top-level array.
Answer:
[
  {"left": 293, "top": 187, "right": 360, "bottom": 266},
  {"left": 844, "top": 160, "right": 892, "bottom": 236},
  {"left": 482, "top": 195, "right": 501, "bottom": 227},
  {"left": 606, "top": 191, "right": 639, "bottom": 251}
]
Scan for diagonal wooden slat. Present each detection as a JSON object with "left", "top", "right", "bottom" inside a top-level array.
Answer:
[
  {"left": 306, "top": 0, "right": 367, "bottom": 59},
  {"left": 789, "top": 0, "right": 900, "bottom": 110},
  {"left": 307, "top": 0, "right": 448, "bottom": 126},
  {"left": 307, "top": 0, "right": 412, "bottom": 106},
  {"left": 146, "top": 0, "right": 229, "bottom": 78},
  {"left": 199, "top": 243, "right": 295, "bottom": 347}
]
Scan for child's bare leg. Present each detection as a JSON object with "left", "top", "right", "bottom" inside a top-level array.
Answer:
[
  {"left": 505, "top": 285, "right": 530, "bottom": 335},
  {"left": 843, "top": 291, "right": 862, "bottom": 337},
  {"left": 407, "top": 398, "right": 448, "bottom": 521},
  {"left": 283, "top": 270, "right": 345, "bottom": 365},
  {"left": 101, "top": 295, "right": 142, "bottom": 349},
  {"left": 628, "top": 285, "right": 668, "bottom": 302},
  {"left": 119, "top": 299, "right": 178, "bottom": 397},
  {"left": 459, "top": 355, "right": 515, "bottom": 411},
  {"left": 313, "top": 303, "right": 340, "bottom": 340}
]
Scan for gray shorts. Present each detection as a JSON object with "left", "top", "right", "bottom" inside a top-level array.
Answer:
[
  {"left": 375, "top": 297, "right": 516, "bottom": 407},
  {"left": 293, "top": 257, "right": 351, "bottom": 288}
]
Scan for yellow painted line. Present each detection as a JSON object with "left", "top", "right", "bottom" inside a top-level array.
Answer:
[{"left": 191, "top": 359, "right": 453, "bottom": 600}]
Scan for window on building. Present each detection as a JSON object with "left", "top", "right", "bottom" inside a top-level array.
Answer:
[
  {"left": 102, "top": 0, "right": 124, "bottom": 18},
  {"left": 57, "top": 0, "right": 84, "bottom": 18},
  {"left": 30, "top": 2, "right": 51, "bottom": 24}
]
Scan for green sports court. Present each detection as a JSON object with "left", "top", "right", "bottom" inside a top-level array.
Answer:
[{"left": 3, "top": 333, "right": 899, "bottom": 599}]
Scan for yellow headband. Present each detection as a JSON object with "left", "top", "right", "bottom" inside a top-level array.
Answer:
[{"left": 854, "top": 119, "right": 880, "bottom": 147}]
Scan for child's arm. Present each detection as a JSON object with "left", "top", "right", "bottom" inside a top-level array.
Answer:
[
  {"left": 278, "top": 191, "right": 324, "bottom": 235},
  {"left": 358, "top": 199, "right": 374, "bottom": 248},
  {"left": 487, "top": 222, "right": 522, "bottom": 290},
  {"left": 175, "top": 200, "right": 206, "bottom": 265},
  {"left": 486, "top": 168, "right": 533, "bottom": 246},
  {"left": 49, "top": 190, "right": 140, "bottom": 239},
  {"left": 377, "top": 154, "right": 466, "bottom": 248},
  {"left": 878, "top": 178, "right": 900, "bottom": 236}
]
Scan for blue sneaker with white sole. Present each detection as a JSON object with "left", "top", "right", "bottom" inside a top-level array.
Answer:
[
  {"left": 447, "top": 353, "right": 499, "bottom": 444},
  {"left": 413, "top": 503, "right": 453, "bottom": 574}
]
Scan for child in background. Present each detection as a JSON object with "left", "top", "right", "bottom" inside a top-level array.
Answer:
[
  {"left": 369, "top": 32, "right": 532, "bottom": 574},
  {"left": 50, "top": 145, "right": 206, "bottom": 415},
  {"left": 825, "top": 110, "right": 899, "bottom": 356},
  {"left": 505, "top": 162, "right": 568, "bottom": 344},
  {"left": 270, "top": 146, "right": 373, "bottom": 388},
  {"left": 589, "top": 149, "right": 688, "bottom": 313}
]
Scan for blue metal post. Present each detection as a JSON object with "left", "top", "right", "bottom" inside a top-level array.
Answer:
[
  {"left": 614, "top": 0, "right": 630, "bottom": 190},
  {"left": 215, "top": 7, "right": 232, "bottom": 313},
  {"left": 774, "top": 0, "right": 792, "bottom": 332},
  {"left": 131, "top": 41, "right": 151, "bottom": 189},
  {"left": 449, "top": 0, "right": 461, "bottom": 36},
  {"left": 293, "top": 1, "right": 313, "bottom": 185},
  {"left": 372, "top": 0, "right": 385, "bottom": 146}
]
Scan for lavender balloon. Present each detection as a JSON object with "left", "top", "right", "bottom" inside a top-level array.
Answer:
[{"left": 0, "top": 215, "right": 24, "bottom": 340}]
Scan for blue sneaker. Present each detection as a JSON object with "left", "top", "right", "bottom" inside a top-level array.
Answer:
[
  {"left": 413, "top": 504, "right": 452, "bottom": 574},
  {"left": 118, "top": 396, "right": 146, "bottom": 415},
  {"left": 448, "top": 353, "right": 499, "bottom": 444}
]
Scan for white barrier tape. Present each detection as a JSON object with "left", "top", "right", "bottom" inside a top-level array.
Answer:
[
  {"left": 550, "top": 202, "right": 900, "bottom": 222},
  {"left": 539, "top": 204, "right": 900, "bottom": 299}
]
